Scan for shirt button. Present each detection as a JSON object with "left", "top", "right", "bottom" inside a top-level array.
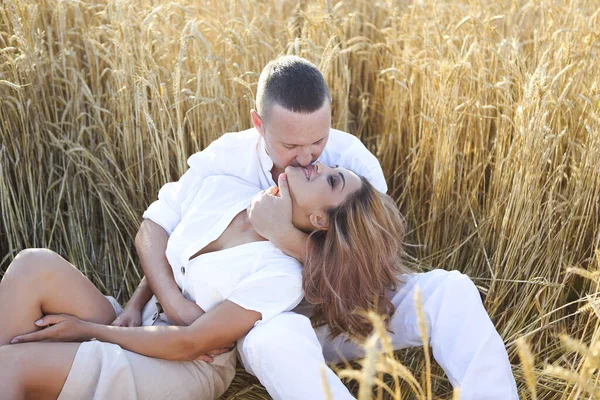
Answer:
[{"left": 181, "top": 266, "right": 186, "bottom": 275}]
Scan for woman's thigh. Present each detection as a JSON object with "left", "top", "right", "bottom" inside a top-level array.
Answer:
[
  {"left": 0, "top": 340, "right": 237, "bottom": 400},
  {"left": 0, "top": 342, "right": 80, "bottom": 400},
  {"left": 0, "top": 248, "right": 117, "bottom": 345},
  {"left": 59, "top": 341, "right": 237, "bottom": 400}
]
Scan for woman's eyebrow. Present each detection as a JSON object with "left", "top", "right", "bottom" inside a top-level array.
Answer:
[{"left": 338, "top": 172, "right": 346, "bottom": 191}]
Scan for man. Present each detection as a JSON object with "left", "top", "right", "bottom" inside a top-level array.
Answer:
[{"left": 118, "top": 56, "right": 518, "bottom": 399}]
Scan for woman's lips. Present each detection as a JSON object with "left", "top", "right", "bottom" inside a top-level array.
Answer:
[{"left": 301, "top": 165, "right": 313, "bottom": 180}]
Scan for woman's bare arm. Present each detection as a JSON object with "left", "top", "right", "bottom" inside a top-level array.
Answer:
[{"left": 12, "top": 300, "right": 260, "bottom": 361}]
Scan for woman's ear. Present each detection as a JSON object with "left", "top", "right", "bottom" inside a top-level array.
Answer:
[{"left": 309, "top": 213, "right": 329, "bottom": 231}]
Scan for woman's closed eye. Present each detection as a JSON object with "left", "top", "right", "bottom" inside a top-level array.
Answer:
[{"left": 328, "top": 175, "right": 337, "bottom": 189}]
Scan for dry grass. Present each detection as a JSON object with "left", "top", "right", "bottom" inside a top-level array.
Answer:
[{"left": 1, "top": 0, "right": 599, "bottom": 398}]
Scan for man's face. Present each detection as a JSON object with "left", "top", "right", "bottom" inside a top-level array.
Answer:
[{"left": 252, "top": 102, "right": 331, "bottom": 175}]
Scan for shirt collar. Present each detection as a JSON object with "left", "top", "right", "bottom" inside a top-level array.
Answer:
[{"left": 257, "top": 133, "right": 274, "bottom": 174}]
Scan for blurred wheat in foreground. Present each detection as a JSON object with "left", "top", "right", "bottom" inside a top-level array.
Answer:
[{"left": 1, "top": 0, "right": 599, "bottom": 398}]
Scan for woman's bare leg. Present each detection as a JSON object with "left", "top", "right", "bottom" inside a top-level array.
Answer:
[
  {"left": 0, "top": 342, "right": 80, "bottom": 400},
  {"left": 0, "top": 248, "right": 117, "bottom": 346}
]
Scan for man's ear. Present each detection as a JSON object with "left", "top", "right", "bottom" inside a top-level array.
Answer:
[
  {"left": 251, "top": 110, "right": 264, "bottom": 137},
  {"left": 309, "top": 213, "right": 329, "bottom": 231}
]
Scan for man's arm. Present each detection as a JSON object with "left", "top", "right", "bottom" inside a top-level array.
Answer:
[
  {"left": 265, "top": 224, "right": 308, "bottom": 263},
  {"left": 134, "top": 219, "right": 205, "bottom": 326},
  {"left": 110, "top": 276, "right": 153, "bottom": 327}
]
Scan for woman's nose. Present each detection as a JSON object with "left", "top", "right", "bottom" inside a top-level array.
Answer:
[{"left": 314, "top": 161, "right": 326, "bottom": 173}]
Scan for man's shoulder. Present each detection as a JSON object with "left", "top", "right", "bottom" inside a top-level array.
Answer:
[
  {"left": 209, "top": 128, "right": 260, "bottom": 148},
  {"left": 325, "top": 128, "right": 368, "bottom": 155},
  {"left": 328, "top": 128, "right": 360, "bottom": 143},
  {"left": 187, "top": 128, "right": 259, "bottom": 163}
]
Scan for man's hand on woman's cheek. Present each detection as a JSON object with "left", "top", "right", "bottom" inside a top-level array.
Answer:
[{"left": 247, "top": 173, "right": 294, "bottom": 240}]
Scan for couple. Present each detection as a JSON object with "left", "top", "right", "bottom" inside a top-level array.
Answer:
[{"left": 0, "top": 56, "right": 518, "bottom": 399}]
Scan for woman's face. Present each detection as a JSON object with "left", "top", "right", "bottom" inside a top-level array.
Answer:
[{"left": 285, "top": 161, "right": 362, "bottom": 231}]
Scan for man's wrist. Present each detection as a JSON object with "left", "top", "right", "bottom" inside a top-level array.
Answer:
[
  {"left": 124, "top": 277, "right": 152, "bottom": 311},
  {"left": 264, "top": 221, "right": 296, "bottom": 241},
  {"left": 125, "top": 296, "right": 146, "bottom": 311}
]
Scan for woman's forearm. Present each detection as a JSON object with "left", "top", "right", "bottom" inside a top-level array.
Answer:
[
  {"left": 14, "top": 301, "right": 259, "bottom": 361},
  {"left": 84, "top": 323, "right": 199, "bottom": 361},
  {"left": 83, "top": 300, "right": 259, "bottom": 361}
]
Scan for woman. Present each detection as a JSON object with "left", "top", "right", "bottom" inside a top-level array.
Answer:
[{"left": 0, "top": 161, "right": 406, "bottom": 399}]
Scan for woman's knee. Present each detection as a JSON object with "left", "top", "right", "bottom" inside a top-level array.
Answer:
[
  {"left": 239, "top": 313, "right": 317, "bottom": 364},
  {"left": 0, "top": 345, "right": 27, "bottom": 384},
  {"left": 440, "top": 270, "right": 482, "bottom": 304},
  {"left": 5, "top": 248, "right": 65, "bottom": 281},
  {"left": 242, "top": 313, "right": 313, "bottom": 347},
  {"left": 413, "top": 269, "right": 481, "bottom": 303}
]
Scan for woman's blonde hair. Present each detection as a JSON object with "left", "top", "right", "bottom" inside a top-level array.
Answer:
[{"left": 304, "top": 177, "right": 407, "bottom": 339}]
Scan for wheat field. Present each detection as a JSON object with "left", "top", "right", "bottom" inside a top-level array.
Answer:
[{"left": 1, "top": 0, "right": 599, "bottom": 398}]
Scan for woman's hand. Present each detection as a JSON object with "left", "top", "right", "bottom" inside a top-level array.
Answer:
[
  {"left": 10, "top": 314, "right": 91, "bottom": 344},
  {"left": 111, "top": 306, "right": 142, "bottom": 327}
]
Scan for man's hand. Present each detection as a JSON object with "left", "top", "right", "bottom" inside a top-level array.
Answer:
[
  {"left": 247, "top": 173, "right": 294, "bottom": 241},
  {"left": 11, "top": 314, "right": 91, "bottom": 344},
  {"left": 111, "top": 306, "right": 142, "bottom": 327},
  {"left": 197, "top": 344, "right": 236, "bottom": 363}
]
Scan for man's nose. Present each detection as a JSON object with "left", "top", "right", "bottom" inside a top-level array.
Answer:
[{"left": 296, "top": 148, "right": 312, "bottom": 166}]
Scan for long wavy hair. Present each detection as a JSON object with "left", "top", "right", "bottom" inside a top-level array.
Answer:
[{"left": 304, "top": 177, "right": 407, "bottom": 339}]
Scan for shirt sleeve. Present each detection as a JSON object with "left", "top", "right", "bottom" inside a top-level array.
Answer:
[
  {"left": 362, "top": 165, "right": 387, "bottom": 194},
  {"left": 338, "top": 135, "right": 388, "bottom": 194},
  {"left": 227, "top": 255, "right": 303, "bottom": 325},
  {"left": 142, "top": 137, "right": 227, "bottom": 235}
]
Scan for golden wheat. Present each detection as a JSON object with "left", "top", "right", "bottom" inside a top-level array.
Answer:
[{"left": 1, "top": 0, "right": 599, "bottom": 398}]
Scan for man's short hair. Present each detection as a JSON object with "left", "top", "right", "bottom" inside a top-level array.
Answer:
[{"left": 256, "top": 56, "right": 331, "bottom": 122}]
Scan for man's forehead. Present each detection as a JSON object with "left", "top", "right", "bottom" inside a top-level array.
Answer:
[
  {"left": 278, "top": 132, "right": 329, "bottom": 145},
  {"left": 266, "top": 104, "right": 331, "bottom": 144}
]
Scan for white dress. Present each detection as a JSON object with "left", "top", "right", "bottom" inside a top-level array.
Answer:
[{"left": 59, "top": 176, "right": 304, "bottom": 400}]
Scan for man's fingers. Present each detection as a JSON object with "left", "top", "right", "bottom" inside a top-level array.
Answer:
[
  {"left": 277, "top": 173, "right": 290, "bottom": 200},
  {"left": 206, "top": 343, "right": 235, "bottom": 356},
  {"left": 198, "top": 355, "right": 214, "bottom": 363}
]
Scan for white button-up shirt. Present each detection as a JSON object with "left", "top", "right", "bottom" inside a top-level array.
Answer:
[
  {"left": 142, "top": 127, "right": 386, "bottom": 319},
  {"left": 146, "top": 174, "right": 303, "bottom": 324},
  {"left": 144, "top": 127, "right": 386, "bottom": 236}
]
